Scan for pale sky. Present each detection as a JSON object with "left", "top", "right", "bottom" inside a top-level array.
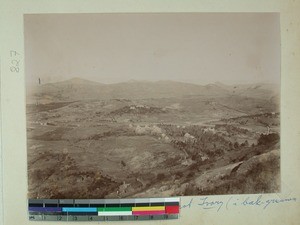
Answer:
[{"left": 24, "top": 13, "right": 280, "bottom": 85}]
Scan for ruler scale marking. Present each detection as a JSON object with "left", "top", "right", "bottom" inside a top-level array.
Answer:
[{"left": 28, "top": 198, "right": 179, "bottom": 221}]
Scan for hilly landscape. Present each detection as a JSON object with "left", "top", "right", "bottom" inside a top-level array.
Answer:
[
  {"left": 27, "top": 78, "right": 279, "bottom": 102},
  {"left": 27, "top": 78, "right": 280, "bottom": 199}
]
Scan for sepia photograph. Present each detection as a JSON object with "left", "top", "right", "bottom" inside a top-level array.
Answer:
[{"left": 25, "top": 13, "right": 280, "bottom": 199}]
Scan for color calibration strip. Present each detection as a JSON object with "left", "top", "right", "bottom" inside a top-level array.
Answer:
[{"left": 28, "top": 198, "right": 180, "bottom": 221}]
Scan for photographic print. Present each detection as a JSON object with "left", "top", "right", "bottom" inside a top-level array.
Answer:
[{"left": 25, "top": 13, "right": 280, "bottom": 199}]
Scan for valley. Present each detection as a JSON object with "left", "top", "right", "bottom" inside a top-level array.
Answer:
[{"left": 27, "top": 79, "right": 280, "bottom": 198}]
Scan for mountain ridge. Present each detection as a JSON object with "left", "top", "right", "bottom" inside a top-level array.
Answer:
[
  {"left": 27, "top": 77, "right": 279, "bottom": 103},
  {"left": 33, "top": 77, "right": 279, "bottom": 87}
]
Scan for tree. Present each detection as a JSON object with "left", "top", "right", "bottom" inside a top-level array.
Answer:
[
  {"left": 258, "top": 133, "right": 279, "bottom": 145},
  {"left": 157, "top": 173, "right": 166, "bottom": 181},
  {"left": 234, "top": 142, "right": 239, "bottom": 149},
  {"left": 121, "top": 160, "right": 126, "bottom": 167}
]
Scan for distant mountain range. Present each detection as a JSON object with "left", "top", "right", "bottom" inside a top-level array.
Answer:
[{"left": 27, "top": 77, "right": 279, "bottom": 103}]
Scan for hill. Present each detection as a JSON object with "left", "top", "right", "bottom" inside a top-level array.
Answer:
[{"left": 27, "top": 78, "right": 279, "bottom": 103}]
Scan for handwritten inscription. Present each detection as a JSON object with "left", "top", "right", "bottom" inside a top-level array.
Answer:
[
  {"left": 198, "top": 197, "right": 224, "bottom": 212},
  {"left": 10, "top": 50, "right": 20, "bottom": 73},
  {"left": 181, "top": 198, "right": 193, "bottom": 209},
  {"left": 180, "top": 195, "right": 297, "bottom": 212}
]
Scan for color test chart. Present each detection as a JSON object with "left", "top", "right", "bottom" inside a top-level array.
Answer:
[{"left": 28, "top": 197, "right": 180, "bottom": 221}]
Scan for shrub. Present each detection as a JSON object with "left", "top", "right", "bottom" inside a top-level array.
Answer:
[
  {"left": 234, "top": 142, "right": 239, "bottom": 149},
  {"left": 156, "top": 173, "right": 166, "bottom": 181},
  {"left": 175, "top": 171, "right": 183, "bottom": 178},
  {"left": 258, "top": 133, "right": 279, "bottom": 145}
]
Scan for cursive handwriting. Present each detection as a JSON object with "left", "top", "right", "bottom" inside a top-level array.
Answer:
[
  {"left": 180, "top": 198, "right": 194, "bottom": 209},
  {"left": 180, "top": 195, "right": 297, "bottom": 212},
  {"left": 198, "top": 197, "right": 224, "bottom": 212}
]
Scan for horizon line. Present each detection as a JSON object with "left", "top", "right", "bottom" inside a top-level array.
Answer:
[{"left": 27, "top": 77, "right": 280, "bottom": 86}]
